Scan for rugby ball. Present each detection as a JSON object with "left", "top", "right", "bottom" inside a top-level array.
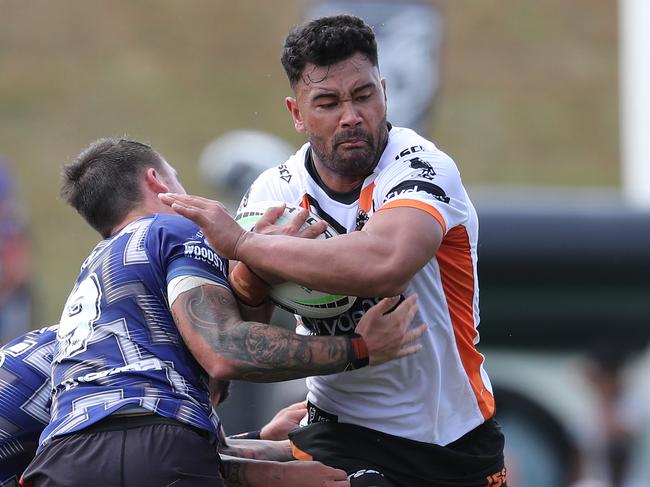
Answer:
[{"left": 235, "top": 201, "right": 356, "bottom": 318}]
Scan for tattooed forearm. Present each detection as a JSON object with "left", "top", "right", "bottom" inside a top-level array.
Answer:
[
  {"left": 220, "top": 456, "right": 286, "bottom": 487},
  {"left": 172, "top": 284, "right": 351, "bottom": 381},
  {"left": 219, "top": 439, "right": 293, "bottom": 461},
  {"left": 221, "top": 457, "right": 246, "bottom": 487}
]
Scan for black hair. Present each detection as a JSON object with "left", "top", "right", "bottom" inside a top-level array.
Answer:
[
  {"left": 281, "top": 14, "right": 378, "bottom": 88},
  {"left": 60, "top": 138, "right": 163, "bottom": 238}
]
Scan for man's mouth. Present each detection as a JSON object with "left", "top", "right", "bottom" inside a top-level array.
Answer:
[{"left": 338, "top": 138, "right": 367, "bottom": 148}]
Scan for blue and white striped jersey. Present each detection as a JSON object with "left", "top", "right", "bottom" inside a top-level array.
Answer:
[
  {"left": 0, "top": 326, "right": 57, "bottom": 486},
  {"left": 41, "top": 214, "right": 229, "bottom": 447}
]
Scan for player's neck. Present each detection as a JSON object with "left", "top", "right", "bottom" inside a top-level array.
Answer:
[
  {"left": 312, "top": 159, "right": 368, "bottom": 194},
  {"left": 108, "top": 199, "right": 172, "bottom": 237}
]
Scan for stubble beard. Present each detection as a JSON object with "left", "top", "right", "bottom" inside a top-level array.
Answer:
[{"left": 310, "top": 120, "right": 389, "bottom": 179}]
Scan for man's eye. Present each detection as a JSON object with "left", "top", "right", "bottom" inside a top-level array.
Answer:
[
  {"left": 318, "top": 102, "right": 338, "bottom": 109},
  {"left": 356, "top": 94, "right": 371, "bottom": 102}
]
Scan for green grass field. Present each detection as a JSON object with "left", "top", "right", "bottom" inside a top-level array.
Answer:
[{"left": 0, "top": 0, "right": 618, "bottom": 323}]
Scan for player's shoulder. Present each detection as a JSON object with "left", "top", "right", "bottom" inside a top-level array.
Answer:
[
  {"left": 378, "top": 126, "right": 459, "bottom": 179},
  {"left": 147, "top": 213, "right": 202, "bottom": 239},
  {"left": 385, "top": 126, "right": 455, "bottom": 166},
  {"left": 244, "top": 144, "right": 309, "bottom": 206},
  {"left": 251, "top": 144, "right": 306, "bottom": 186},
  {"left": 1, "top": 325, "right": 57, "bottom": 351},
  {"left": 0, "top": 326, "right": 57, "bottom": 371},
  {"left": 135, "top": 214, "right": 206, "bottom": 261}
]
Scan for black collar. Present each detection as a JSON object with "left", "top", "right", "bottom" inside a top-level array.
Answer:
[
  {"left": 304, "top": 147, "right": 362, "bottom": 204},
  {"left": 303, "top": 122, "right": 392, "bottom": 205}
]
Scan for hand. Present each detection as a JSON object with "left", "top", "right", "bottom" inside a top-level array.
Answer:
[
  {"left": 248, "top": 205, "right": 327, "bottom": 285},
  {"left": 278, "top": 461, "right": 350, "bottom": 487},
  {"left": 260, "top": 400, "right": 307, "bottom": 441},
  {"left": 355, "top": 294, "right": 426, "bottom": 365},
  {"left": 254, "top": 204, "right": 328, "bottom": 239},
  {"left": 159, "top": 193, "right": 246, "bottom": 260}
]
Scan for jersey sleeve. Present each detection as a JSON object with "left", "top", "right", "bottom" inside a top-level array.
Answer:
[
  {"left": 237, "top": 166, "right": 290, "bottom": 212},
  {"left": 152, "top": 215, "right": 230, "bottom": 290},
  {"left": 374, "top": 151, "right": 469, "bottom": 234}
]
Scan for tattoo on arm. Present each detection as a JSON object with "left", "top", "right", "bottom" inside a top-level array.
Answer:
[
  {"left": 221, "top": 458, "right": 246, "bottom": 487},
  {"left": 219, "top": 439, "right": 293, "bottom": 462},
  {"left": 172, "top": 285, "right": 350, "bottom": 381}
]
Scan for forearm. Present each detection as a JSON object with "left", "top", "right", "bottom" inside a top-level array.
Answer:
[
  {"left": 220, "top": 438, "right": 293, "bottom": 461},
  {"left": 235, "top": 297, "right": 276, "bottom": 324},
  {"left": 172, "top": 285, "right": 355, "bottom": 382},
  {"left": 236, "top": 231, "right": 400, "bottom": 296},
  {"left": 221, "top": 455, "right": 286, "bottom": 487}
]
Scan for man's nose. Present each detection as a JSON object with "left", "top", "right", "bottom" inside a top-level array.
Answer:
[{"left": 339, "top": 100, "right": 362, "bottom": 128}]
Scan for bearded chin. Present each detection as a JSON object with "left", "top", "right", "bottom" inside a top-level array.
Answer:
[{"left": 312, "top": 144, "right": 376, "bottom": 178}]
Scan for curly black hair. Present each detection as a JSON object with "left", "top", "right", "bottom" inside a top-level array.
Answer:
[{"left": 281, "top": 14, "right": 378, "bottom": 88}]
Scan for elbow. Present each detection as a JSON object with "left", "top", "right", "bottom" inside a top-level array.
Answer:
[
  {"left": 370, "top": 278, "right": 410, "bottom": 297},
  {"left": 205, "top": 356, "right": 239, "bottom": 382},
  {"left": 355, "top": 264, "right": 411, "bottom": 297}
]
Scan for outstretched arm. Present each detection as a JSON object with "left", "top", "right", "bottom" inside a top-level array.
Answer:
[
  {"left": 220, "top": 455, "right": 350, "bottom": 487},
  {"left": 219, "top": 438, "right": 293, "bottom": 462},
  {"left": 171, "top": 284, "right": 424, "bottom": 382},
  {"left": 159, "top": 193, "right": 442, "bottom": 297},
  {"left": 228, "top": 400, "right": 307, "bottom": 443}
]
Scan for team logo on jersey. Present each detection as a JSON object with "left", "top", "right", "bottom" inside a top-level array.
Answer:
[
  {"left": 355, "top": 210, "right": 369, "bottom": 231},
  {"left": 384, "top": 180, "right": 450, "bottom": 204},
  {"left": 239, "top": 187, "right": 251, "bottom": 211},
  {"left": 409, "top": 157, "right": 436, "bottom": 180},
  {"left": 277, "top": 164, "right": 292, "bottom": 183},
  {"left": 183, "top": 240, "right": 227, "bottom": 274},
  {"left": 301, "top": 296, "right": 382, "bottom": 336},
  {"left": 394, "top": 144, "right": 425, "bottom": 160}
]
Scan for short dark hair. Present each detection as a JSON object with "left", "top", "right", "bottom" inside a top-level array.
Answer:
[
  {"left": 61, "top": 138, "right": 163, "bottom": 238},
  {"left": 281, "top": 14, "right": 378, "bottom": 88}
]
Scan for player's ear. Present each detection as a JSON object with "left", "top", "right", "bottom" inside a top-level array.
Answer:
[
  {"left": 286, "top": 97, "right": 305, "bottom": 133},
  {"left": 144, "top": 167, "right": 170, "bottom": 194}
]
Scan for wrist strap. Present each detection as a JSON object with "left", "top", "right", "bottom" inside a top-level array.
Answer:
[
  {"left": 229, "top": 263, "right": 269, "bottom": 307},
  {"left": 346, "top": 333, "right": 370, "bottom": 370}
]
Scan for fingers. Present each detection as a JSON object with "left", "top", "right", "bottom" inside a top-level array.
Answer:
[
  {"left": 284, "top": 408, "right": 307, "bottom": 421},
  {"left": 258, "top": 204, "right": 287, "bottom": 228},
  {"left": 157, "top": 193, "right": 176, "bottom": 207},
  {"left": 396, "top": 323, "right": 427, "bottom": 358},
  {"left": 329, "top": 468, "right": 350, "bottom": 481},
  {"left": 396, "top": 343, "right": 423, "bottom": 359},
  {"left": 299, "top": 220, "right": 328, "bottom": 239},
  {"left": 287, "top": 206, "right": 309, "bottom": 231},
  {"left": 159, "top": 192, "right": 215, "bottom": 209},
  {"left": 287, "top": 400, "right": 308, "bottom": 410},
  {"left": 397, "top": 294, "right": 419, "bottom": 329},
  {"left": 169, "top": 201, "right": 208, "bottom": 226},
  {"left": 406, "top": 323, "right": 428, "bottom": 341},
  {"left": 367, "top": 295, "right": 401, "bottom": 316}
]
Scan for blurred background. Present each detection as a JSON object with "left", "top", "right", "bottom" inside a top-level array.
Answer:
[{"left": 1, "top": 1, "right": 648, "bottom": 486}]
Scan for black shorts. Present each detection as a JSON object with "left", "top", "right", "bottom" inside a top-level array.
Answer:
[
  {"left": 289, "top": 414, "right": 507, "bottom": 487},
  {"left": 21, "top": 415, "right": 225, "bottom": 487}
]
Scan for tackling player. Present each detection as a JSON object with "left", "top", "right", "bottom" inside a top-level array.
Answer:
[
  {"left": 0, "top": 328, "right": 347, "bottom": 487},
  {"left": 0, "top": 326, "right": 56, "bottom": 487},
  {"left": 161, "top": 14, "right": 507, "bottom": 487},
  {"left": 20, "top": 138, "right": 424, "bottom": 486}
]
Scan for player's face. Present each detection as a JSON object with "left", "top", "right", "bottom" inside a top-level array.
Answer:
[
  {"left": 159, "top": 159, "right": 186, "bottom": 195},
  {"left": 287, "top": 52, "right": 389, "bottom": 181}
]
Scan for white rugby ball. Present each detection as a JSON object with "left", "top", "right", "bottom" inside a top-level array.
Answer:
[{"left": 235, "top": 201, "right": 356, "bottom": 318}]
